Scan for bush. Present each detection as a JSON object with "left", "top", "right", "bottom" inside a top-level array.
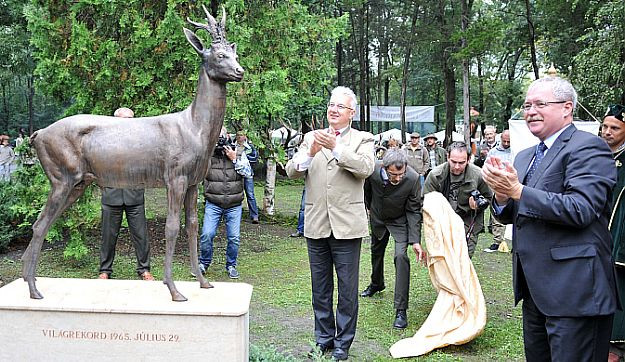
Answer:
[
  {"left": 0, "top": 181, "right": 20, "bottom": 252},
  {"left": 1, "top": 140, "right": 101, "bottom": 259}
]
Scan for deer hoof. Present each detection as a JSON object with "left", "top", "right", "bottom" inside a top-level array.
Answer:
[
  {"left": 171, "top": 292, "right": 188, "bottom": 302},
  {"left": 30, "top": 289, "right": 43, "bottom": 299},
  {"left": 200, "top": 280, "right": 214, "bottom": 289}
]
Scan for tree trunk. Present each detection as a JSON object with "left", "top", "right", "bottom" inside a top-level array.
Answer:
[
  {"left": 1, "top": 82, "right": 9, "bottom": 133},
  {"left": 364, "top": 3, "right": 371, "bottom": 132},
  {"left": 503, "top": 49, "right": 523, "bottom": 122},
  {"left": 263, "top": 158, "right": 276, "bottom": 215},
  {"left": 461, "top": 0, "right": 471, "bottom": 146},
  {"left": 524, "top": 0, "right": 540, "bottom": 80},
  {"left": 443, "top": 60, "right": 456, "bottom": 148},
  {"left": 28, "top": 75, "right": 35, "bottom": 135},
  {"left": 336, "top": 4, "right": 343, "bottom": 85},
  {"left": 400, "top": 2, "right": 420, "bottom": 145},
  {"left": 477, "top": 56, "right": 484, "bottom": 115}
]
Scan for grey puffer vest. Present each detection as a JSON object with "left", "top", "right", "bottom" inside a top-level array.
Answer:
[{"left": 203, "top": 154, "right": 244, "bottom": 209}]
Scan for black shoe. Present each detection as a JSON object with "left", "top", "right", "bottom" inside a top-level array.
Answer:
[
  {"left": 307, "top": 343, "right": 332, "bottom": 357},
  {"left": 332, "top": 347, "right": 349, "bottom": 361},
  {"left": 252, "top": 217, "right": 259, "bottom": 224},
  {"left": 483, "top": 243, "right": 499, "bottom": 253},
  {"left": 360, "top": 284, "right": 385, "bottom": 297},
  {"left": 393, "top": 309, "right": 408, "bottom": 329},
  {"left": 290, "top": 231, "right": 304, "bottom": 238}
]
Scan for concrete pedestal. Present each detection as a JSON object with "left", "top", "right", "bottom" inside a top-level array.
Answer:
[{"left": 0, "top": 278, "right": 253, "bottom": 361}]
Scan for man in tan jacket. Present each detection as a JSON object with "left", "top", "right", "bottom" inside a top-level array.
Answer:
[{"left": 286, "top": 86, "right": 375, "bottom": 361}]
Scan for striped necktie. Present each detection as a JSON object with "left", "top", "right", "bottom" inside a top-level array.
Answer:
[{"left": 524, "top": 142, "right": 547, "bottom": 184}]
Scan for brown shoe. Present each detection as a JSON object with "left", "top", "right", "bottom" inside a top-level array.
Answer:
[
  {"left": 98, "top": 273, "right": 109, "bottom": 279},
  {"left": 140, "top": 271, "right": 155, "bottom": 281}
]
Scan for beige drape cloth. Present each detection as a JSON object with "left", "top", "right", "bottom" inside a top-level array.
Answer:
[{"left": 390, "top": 191, "right": 486, "bottom": 358}]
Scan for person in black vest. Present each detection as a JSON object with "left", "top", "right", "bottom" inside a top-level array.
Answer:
[
  {"left": 199, "top": 127, "right": 252, "bottom": 279},
  {"left": 360, "top": 149, "right": 426, "bottom": 329},
  {"left": 98, "top": 107, "right": 154, "bottom": 281}
]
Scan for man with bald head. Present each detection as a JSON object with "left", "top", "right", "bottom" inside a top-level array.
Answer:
[
  {"left": 99, "top": 107, "right": 154, "bottom": 281},
  {"left": 483, "top": 77, "right": 617, "bottom": 361},
  {"left": 483, "top": 129, "right": 513, "bottom": 253}
]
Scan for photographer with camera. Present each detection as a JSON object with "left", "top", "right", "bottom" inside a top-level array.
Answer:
[
  {"left": 198, "top": 126, "right": 251, "bottom": 279},
  {"left": 424, "top": 141, "right": 492, "bottom": 258}
]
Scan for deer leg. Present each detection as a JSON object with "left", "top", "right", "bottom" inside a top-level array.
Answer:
[
  {"left": 163, "top": 180, "right": 187, "bottom": 301},
  {"left": 23, "top": 181, "right": 87, "bottom": 299},
  {"left": 184, "top": 185, "right": 212, "bottom": 289}
]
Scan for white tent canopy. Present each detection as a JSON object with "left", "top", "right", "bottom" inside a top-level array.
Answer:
[
  {"left": 373, "top": 128, "right": 411, "bottom": 142},
  {"left": 433, "top": 130, "right": 465, "bottom": 143},
  {"left": 508, "top": 119, "right": 600, "bottom": 156}
]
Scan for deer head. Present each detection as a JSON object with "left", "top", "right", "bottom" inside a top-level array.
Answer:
[{"left": 184, "top": 6, "right": 244, "bottom": 83}]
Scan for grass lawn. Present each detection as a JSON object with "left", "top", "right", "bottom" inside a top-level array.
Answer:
[{"left": 0, "top": 181, "right": 524, "bottom": 361}]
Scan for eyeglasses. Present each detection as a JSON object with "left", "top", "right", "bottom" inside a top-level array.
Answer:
[
  {"left": 386, "top": 168, "right": 406, "bottom": 179},
  {"left": 327, "top": 102, "right": 353, "bottom": 111},
  {"left": 521, "top": 100, "right": 567, "bottom": 112}
]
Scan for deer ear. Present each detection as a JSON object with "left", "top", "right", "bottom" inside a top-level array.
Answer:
[
  {"left": 183, "top": 28, "right": 204, "bottom": 54},
  {"left": 230, "top": 42, "right": 237, "bottom": 53}
]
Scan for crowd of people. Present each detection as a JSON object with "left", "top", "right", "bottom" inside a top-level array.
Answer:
[
  {"left": 282, "top": 81, "right": 625, "bottom": 361},
  {"left": 5, "top": 78, "right": 625, "bottom": 360}
]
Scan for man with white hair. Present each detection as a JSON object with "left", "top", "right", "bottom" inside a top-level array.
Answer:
[
  {"left": 286, "top": 86, "right": 375, "bottom": 360},
  {"left": 483, "top": 77, "right": 617, "bottom": 361}
]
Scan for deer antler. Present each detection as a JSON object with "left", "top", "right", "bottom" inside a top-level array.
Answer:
[
  {"left": 220, "top": 7, "right": 227, "bottom": 39},
  {"left": 186, "top": 5, "right": 226, "bottom": 43}
]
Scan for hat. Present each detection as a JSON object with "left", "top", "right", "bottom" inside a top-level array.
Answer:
[
  {"left": 423, "top": 134, "right": 438, "bottom": 141},
  {"left": 410, "top": 132, "right": 420, "bottom": 138},
  {"left": 605, "top": 104, "right": 625, "bottom": 122}
]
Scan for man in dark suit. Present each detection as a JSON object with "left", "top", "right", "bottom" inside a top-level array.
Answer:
[
  {"left": 98, "top": 107, "right": 154, "bottom": 281},
  {"left": 482, "top": 77, "right": 617, "bottom": 361},
  {"left": 361, "top": 149, "right": 426, "bottom": 330}
]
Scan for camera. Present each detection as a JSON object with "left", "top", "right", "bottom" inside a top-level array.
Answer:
[
  {"left": 470, "top": 190, "right": 490, "bottom": 211},
  {"left": 215, "top": 135, "right": 235, "bottom": 156}
]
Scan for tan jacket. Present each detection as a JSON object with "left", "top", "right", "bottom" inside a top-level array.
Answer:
[
  {"left": 286, "top": 128, "right": 375, "bottom": 239},
  {"left": 403, "top": 145, "right": 430, "bottom": 175}
]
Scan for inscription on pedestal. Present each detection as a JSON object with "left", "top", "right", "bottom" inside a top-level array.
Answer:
[{"left": 0, "top": 278, "right": 253, "bottom": 361}]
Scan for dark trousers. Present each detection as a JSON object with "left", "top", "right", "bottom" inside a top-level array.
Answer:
[
  {"left": 370, "top": 230, "right": 410, "bottom": 310},
  {"left": 522, "top": 287, "right": 613, "bottom": 362},
  {"left": 100, "top": 203, "right": 150, "bottom": 276},
  {"left": 307, "top": 236, "right": 361, "bottom": 350}
]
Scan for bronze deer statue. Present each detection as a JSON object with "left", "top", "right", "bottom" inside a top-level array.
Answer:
[{"left": 22, "top": 6, "right": 243, "bottom": 302}]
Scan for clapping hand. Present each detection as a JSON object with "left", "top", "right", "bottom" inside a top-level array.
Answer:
[{"left": 482, "top": 156, "right": 523, "bottom": 202}]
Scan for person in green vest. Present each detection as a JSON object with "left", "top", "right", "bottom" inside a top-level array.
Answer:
[{"left": 602, "top": 104, "right": 625, "bottom": 362}]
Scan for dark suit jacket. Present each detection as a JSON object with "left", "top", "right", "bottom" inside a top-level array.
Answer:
[
  {"left": 101, "top": 187, "right": 145, "bottom": 206},
  {"left": 364, "top": 163, "right": 422, "bottom": 244},
  {"left": 496, "top": 125, "right": 617, "bottom": 317}
]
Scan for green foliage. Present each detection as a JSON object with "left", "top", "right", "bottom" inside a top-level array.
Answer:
[
  {"left": 2, "top": 140, "right": 100, "bottom": 259},
  {"left": 224, "top": 0, "right": 347, "bottom": 159},
  {"left": 25, "top": 1, "right": 198, "bottom": 117},
  {"left": 0, "top": 181, "right": 20, "bottom": 251},
  {"left": 572, "top": 0, "right": 625, "bottom": 116}
]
